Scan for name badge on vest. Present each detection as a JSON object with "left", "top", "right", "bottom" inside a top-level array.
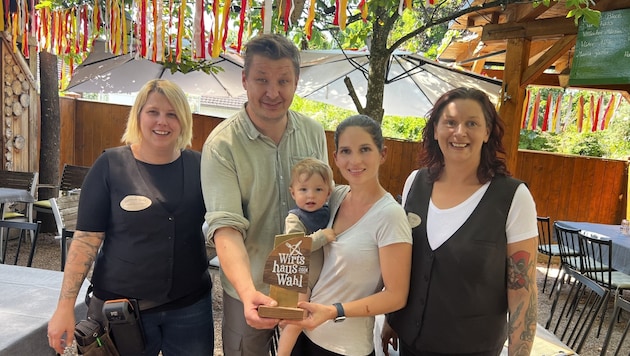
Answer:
[
  {"left": 407, "top": 212, "right": 421, "bottom": 228},
  {"left": 120, "top": 195, "right": 152, "bottom": 211}
]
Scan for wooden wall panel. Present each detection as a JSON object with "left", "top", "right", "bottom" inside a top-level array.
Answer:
[
  {"left": 60, "top": 98, "right": 628, "bottom": 225},
  {"left": 516, "top": 150, "right": 627, "bottom": 225}
]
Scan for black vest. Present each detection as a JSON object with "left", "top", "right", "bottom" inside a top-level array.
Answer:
[
  {"left": 91, "top": 147, "right": 210, "bottom": 303},
  {"left": 388, "top": 169, "right": 522, "bottom": 353}
]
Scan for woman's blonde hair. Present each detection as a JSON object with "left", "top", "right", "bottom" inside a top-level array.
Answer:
[{"left": 121, "top": 79, "right": 193, "bottom": 150}]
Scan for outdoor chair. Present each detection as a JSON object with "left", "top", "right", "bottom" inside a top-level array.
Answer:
[
  {"left": 550, "top": 222, "right": 584, "bottom": 298},
  {"left": 600, "top": 295, "right": 630, "bottom": 355},
  {"left": 578, "top": 232, "right": 630, "bottom": 337},
  {"left": 0, "top": 170, "right": 38, "bottom": 222},
  {"left": 34, "top": 164, "right": 90, "bottom": 218},
  {"left": 545, "top": 266, "right": 609, "bottom": 354},
  {"left": 537, "top": 216, "right": 561, "bottom": 294},
  {"left": 50, "top": 194, "right": 80, "bottom": 271},
  {"left": 0, "top": 220, "right": 42, "bottom": 267}
]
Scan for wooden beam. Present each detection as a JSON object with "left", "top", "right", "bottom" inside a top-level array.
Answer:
[
  {"left": 499, "top": 38, "right": 530, "bottom": 174},
  {"left": 509, "top": 1, "right": 552, "bottom": 22},
  {"left": 521, "top": 35, "right": 576, "bottom": 86},
  {"left": 482, "top": 17, "right": 577, "bottom": 41},
  {"left": 471, "top": 60, "right": 486, "bottom": 74},
  {"left": 484, "top": 70, "right": 563, "bottom": 86},
  {"left": 594, "top": 0, "right": 630, "bottom": 12}
]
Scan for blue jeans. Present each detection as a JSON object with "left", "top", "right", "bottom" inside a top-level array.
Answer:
[{"left": 131, "top": 291, "right": 215, "bottom": 356}]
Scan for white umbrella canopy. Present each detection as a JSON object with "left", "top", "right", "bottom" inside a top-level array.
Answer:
[
  {"left": 297, "top": 50, "right": 502, "bottom": 117},
  {"left": 66, "top": 40, "right": 246, "bottom": 97}
]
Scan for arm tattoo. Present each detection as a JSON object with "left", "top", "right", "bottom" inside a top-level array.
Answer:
[
  {"left": 507, "top": 248, "right": 537, "bottom": 356},
  {"left": 59, "top": 231, "right": 104, "bottom": 300},
  {"left": 507, "top": 250, "right": 532, "bottom": 290}
]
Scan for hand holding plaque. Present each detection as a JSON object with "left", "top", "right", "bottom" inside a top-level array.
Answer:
[{"left": 258, "top": 232, "right": 311, "bottom": 320}]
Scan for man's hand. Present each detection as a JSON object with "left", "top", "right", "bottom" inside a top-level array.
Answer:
[{"left": 243, "top": 290, "right": 280, "bottom": 329}]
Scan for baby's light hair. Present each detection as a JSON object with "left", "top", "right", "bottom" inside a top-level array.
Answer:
[{"left": 290, "top": 158, "right": 334, "bottom": 190}]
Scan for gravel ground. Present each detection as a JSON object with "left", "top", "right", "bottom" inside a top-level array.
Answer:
[{"left": 5, "top": 233, "right": 628, "bottom": 355}]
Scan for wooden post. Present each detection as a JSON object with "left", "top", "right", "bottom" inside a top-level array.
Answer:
[{"left": 499, "top": 38, "right": 531, "bottom": 174}]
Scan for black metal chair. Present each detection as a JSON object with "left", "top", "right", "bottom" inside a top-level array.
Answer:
[
  {"left": 550, "top": 222, "right": 583, "bottom": 298},
  {"left": 537, "top": 216, "right": 561, "bottom": 294},
  {"left": 545, "top": 266, "right": 609, "bottom": 354},
  {"left": 0, "top": 220, "right": 42, "bottom": 267},
  {"left": 578, "top": 232, "right": 630, "bottom": 337},
  {"left": 600, "top": 295, "right": 630, "bottom": 355}
]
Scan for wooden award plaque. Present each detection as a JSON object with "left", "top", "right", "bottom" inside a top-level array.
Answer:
[{"left": 257, "top": 232, "right": 311, "bottom": 320}]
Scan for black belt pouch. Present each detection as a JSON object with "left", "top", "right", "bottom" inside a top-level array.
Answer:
[{"left": 102, "top": 298, "right": 146, "bottom": 354}]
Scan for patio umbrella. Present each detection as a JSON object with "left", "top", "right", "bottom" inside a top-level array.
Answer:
[
  {"left": 66, "top": 40, "right": 246, "bottom": 97},
  {"left": 296, "top": 50, "right": 502, "bottom": 117}
]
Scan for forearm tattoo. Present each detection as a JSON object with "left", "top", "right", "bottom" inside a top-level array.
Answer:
[
  {"left": 60, "top": 231, "right": 103, "bottom": 300},
  {"left": 507, "top": 249, "right": 537, "bottom": 356}
]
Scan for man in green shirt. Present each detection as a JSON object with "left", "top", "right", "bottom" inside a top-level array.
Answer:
[{"left": 201, "top": 34, "right": 328, "bottom": 356}]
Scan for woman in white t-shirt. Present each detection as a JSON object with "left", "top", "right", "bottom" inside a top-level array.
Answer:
[{"left": 281, "top": 115, "right": 412, "bottom": 356}]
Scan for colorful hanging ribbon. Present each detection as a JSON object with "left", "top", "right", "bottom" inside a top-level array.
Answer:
[{"left": 305, "top": 0, "right": 316, "bottom": 39}]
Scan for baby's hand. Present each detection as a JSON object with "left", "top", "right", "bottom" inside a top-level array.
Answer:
[{"left": 321, "top": 228, "right": 336, "bottom": 243}]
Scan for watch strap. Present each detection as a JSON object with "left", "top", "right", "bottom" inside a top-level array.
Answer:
[{"left": 333, "top": 303, "right": 345, "bottom": 318}]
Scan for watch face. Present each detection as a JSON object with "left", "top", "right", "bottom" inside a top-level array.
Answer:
[{"left": 334, "top": 316, "right": 346, "bottom": 323}]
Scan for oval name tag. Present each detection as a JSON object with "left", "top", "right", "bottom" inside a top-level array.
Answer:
[
  {"left": 407, "top": 212, "right": 422, "bottom": 228},
  {"left": 120, "top": 195, "right": 152, "bottom": 212}
]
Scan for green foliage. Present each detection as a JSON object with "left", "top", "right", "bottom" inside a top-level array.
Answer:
[
  {"left": 534, "top": 0, "right": 601, "bottom": 26},
  {"left": 518, "top": 130, "right": 557, "bottom": 152},
  {"left": 568, "top": 132, "right": 606, "bottom": 157},
  {"left": 381, "top": 116, "right": 425, "bottom": 141},
  {"left": 290, "top": 96, "right": 358, "bottom": 131},
  {"left": 290, "top": 96, "right": 425, "bottom": 141}
]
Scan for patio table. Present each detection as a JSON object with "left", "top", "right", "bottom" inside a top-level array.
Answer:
[
  {"left": 557, "top": 221, "right": 630, "bottom": 275},
  {"left": 0, "top": 264, "right": 89, "bottom": 355}
]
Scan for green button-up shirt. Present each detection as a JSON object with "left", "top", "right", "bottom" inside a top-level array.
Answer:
[{"left": 201, "top": 106, "right": 328, "bottom": 299}]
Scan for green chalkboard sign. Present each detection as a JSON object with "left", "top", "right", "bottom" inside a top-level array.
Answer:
[{"left": 570, "top": 8, "right": 630, "bottom": 86}]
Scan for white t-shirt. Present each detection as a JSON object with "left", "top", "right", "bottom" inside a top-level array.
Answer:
[
  {"left": 306, "top": 185, "right": 412, "bottom": 355},
  {"left": 401, "top": 170, "right": 537, "bottom": 250}
]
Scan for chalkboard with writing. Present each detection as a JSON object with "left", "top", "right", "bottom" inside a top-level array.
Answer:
[{"left": 570, "top": 8, "right": 630, "bottom": 85}]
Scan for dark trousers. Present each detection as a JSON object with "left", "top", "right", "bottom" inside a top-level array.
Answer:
[
  {"left": 399, "top": 341, "right": 502, "bottom": 356},
  {"left": 291, "top": 332, "right": 375, "bottom": 356},
  {"left": 222, "top": 291, "right": 275, "bottom": 356}
]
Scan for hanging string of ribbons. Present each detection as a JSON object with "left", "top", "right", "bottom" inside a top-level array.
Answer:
[{"left": 521, "top": 88, "right": 620, "bottom": 133}]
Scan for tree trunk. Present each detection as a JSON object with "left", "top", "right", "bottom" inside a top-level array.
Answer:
[
  {"left": 38, "top": 51, "right": 61, "bottom": 231},
  {"left": 364, "top": 7, "right": 398, "bottom": 124}
]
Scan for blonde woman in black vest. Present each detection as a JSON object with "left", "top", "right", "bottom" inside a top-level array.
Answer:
[
  {"left": 382, "top": 87, "right": 538, "bottom": 356},
  {"left": 48, "top": 79, "right": 213, "bottom": 355}
]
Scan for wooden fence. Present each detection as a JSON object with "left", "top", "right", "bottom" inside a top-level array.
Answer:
[{"left": 60, "top": 97, "right": 628, "bottom": 225}]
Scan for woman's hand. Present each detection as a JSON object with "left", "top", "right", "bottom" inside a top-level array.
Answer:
[
  {"left": 280, "top": 302, "right": 336, "bottom": 330},
  {"left": 380, "top": 319, "right": 399, "bottom": 356},
  {"left": 47, "top": 304, "right": 76, "bottom": 354}
]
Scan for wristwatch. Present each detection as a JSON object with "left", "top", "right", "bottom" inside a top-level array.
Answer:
[{"left": 333, "top": 303, "right": 346, "bottom": 323}]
